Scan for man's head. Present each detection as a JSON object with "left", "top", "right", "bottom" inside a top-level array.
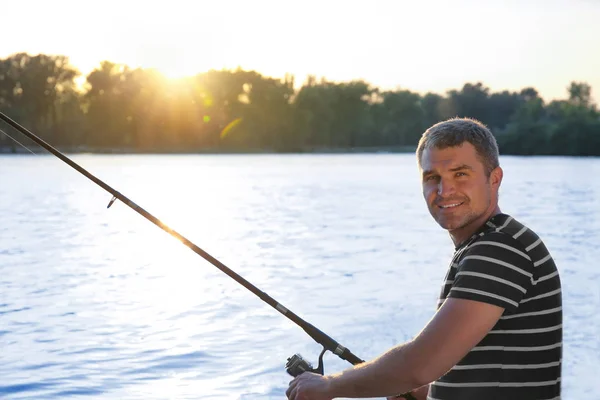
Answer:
[{"left": 416, "top": 118, "right": 503, "bottom": 243}]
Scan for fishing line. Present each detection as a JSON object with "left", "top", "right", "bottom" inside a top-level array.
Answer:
[
  {"left": 0, "top": 112, "right": 416, "bottom": 400},
  {"left": 0, "top": 126, "right": 37, "bottom": 155}
]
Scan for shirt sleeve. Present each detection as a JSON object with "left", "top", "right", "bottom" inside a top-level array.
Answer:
[{"left": 448, "top": 231, "right": 534, "bottom": 311}]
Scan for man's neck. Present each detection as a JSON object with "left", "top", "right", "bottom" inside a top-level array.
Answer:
[{"left": 450, "top": 205, "right": 502, "bottom": 248}]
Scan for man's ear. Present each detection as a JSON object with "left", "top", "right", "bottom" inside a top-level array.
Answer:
[{"left": 490, "top": 166, "right": 503, "bottom": 190}]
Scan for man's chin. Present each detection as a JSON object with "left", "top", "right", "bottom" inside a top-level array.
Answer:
[{"left": 435, "top": 216, "right": 467, "bottom": 231}]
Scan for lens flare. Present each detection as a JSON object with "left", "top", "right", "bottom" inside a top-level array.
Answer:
[{"left": 220, "top": 118, "right": 242, "bottom": 139}]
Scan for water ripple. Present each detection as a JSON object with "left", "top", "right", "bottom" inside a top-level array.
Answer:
[{"left": 0, "top": 154, "right": 598, "bottom": 399}]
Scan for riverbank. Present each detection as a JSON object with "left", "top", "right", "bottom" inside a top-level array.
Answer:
[{"left": 0, "top": 144, "right": 418, "bottom": 155}]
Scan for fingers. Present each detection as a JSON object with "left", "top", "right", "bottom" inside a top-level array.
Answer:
[
  {"left": 286, "top": 377, "right": 299, "bottom": 399},
  {"left": 286, "top": 386, "right": 297, "bottom": 400}
]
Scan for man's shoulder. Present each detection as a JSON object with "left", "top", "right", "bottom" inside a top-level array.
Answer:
[
  {"left": 466, "top": 213, "right": 558, "bottom": 274},
  {"left": 457, "top": 215, "right": 536, "bottom": 269},
  {"left": 481, "top": 213, "right": 546, "bottom": 251},
  {"left": 462, "top": 230, "right": 534, "bottom": 273}
]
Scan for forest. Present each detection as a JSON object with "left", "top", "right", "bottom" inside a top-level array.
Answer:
[{"left": 0, "top": 53, "right": 598, "bottom": 155}]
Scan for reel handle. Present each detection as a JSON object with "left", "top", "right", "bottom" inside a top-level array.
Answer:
[
  {"left": 285, "top": 348, "right": 326, "bottom": 377},
  {"left": 285, "top": 349, "right": 417, "bottom": 400}
]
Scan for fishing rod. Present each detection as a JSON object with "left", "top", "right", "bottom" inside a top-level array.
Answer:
[{"left": 0, "top": 112, "right": 416, "bottom": 400}]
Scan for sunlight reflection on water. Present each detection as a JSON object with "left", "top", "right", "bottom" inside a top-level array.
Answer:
[{"left": 1, "top": 153, "right": 599, "bottom": 399}]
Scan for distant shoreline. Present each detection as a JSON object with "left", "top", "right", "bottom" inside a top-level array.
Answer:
[
  {"left": 0, "top": 145, "right": 418, "bottom": 155},
  {"left": 2, "top": 145, "right": 599, "bottom": 158}
]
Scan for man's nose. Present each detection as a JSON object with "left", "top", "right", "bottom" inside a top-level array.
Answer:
[{"left": 437, "top": 178, "right": 456, "bottom": 196}]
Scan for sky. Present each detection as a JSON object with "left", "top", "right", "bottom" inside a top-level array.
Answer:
[{"left": 2, "top": 0, "right": 599, "bottom": 102}]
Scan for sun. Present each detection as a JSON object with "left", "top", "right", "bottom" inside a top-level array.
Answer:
[
  {"left": 155, "top": 62, "right": 202, "bottom": 80},
  {"left": 134, "top": 46, "right": 220, "bottom": 80},
  {"left": 152, "top": 60, "right": 206, "bottom": 80}
]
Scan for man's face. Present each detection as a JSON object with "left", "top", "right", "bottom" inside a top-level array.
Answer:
[{"left": 420, "top": 142, "right": 501, "bottom": 235}]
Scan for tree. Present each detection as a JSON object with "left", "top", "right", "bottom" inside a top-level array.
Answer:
[
  {"left": 0, "top": 53, "right": 80, "bottom": 144},
  {"left": 567, "top": 81, "right": 592, "bottom": 108}
]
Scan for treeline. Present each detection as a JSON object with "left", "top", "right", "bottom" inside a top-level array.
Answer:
[{"left": 0, "top": 52, "right": 599, "bottom": 155}]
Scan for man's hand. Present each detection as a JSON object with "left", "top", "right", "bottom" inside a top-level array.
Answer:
[
  {"left": 286, "top": 372, "right": 333, "bottom": 400},
  {"left": 286, "top": 298, "right": 504, "bottom": 399}
]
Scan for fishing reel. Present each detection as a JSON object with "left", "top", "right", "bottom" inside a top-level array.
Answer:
[
  {"left": 285, "top": 348, "right": 417, "bottom": 400},
  {"left": 285, "top": 347, "right": 327, "bottom": 377}
]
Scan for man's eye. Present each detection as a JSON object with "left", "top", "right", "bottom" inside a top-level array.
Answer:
[
  {"left": 456, "top": 172, "right": 468, "bottom": 177},
  {"left": 425, "top": 175, "right": 438, "bottom": 182}
]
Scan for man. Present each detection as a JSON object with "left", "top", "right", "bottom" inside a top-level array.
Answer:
[{"left": 286, "top": 117, "right": 563, "bottom": 400}]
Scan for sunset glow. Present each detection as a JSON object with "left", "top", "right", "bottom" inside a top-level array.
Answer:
[{"left": 2, "top": 0, "right": 599, "bottom": 100}]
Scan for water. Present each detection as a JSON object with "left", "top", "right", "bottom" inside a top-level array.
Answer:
[{"left": 1, "top": 153, "right": 599, "bottom": 399}]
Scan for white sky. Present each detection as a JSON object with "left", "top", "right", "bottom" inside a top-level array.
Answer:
[{"left": 2, "top": 0, "right": 599, "bottom": 101}]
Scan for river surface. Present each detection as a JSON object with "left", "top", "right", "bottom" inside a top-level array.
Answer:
[{"left": 1, "top": 153, "right": 599, "bottom": 399}]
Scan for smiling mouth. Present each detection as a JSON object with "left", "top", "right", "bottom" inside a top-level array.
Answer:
[{"left": 438, "top": 202, "right": 464, "bottom": 209}]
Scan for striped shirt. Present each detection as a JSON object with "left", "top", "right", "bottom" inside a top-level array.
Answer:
[{"left": 428, "top": 213, "right": 563, "bottom": 400}]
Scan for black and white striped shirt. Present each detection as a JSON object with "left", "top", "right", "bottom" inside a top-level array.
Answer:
[{"left": 429, "top": 213, "right": 562, "bottom": 400}]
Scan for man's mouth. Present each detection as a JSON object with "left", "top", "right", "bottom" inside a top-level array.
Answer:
[{"left": 437, "top": 202, "right": 464, "bottom": 209}]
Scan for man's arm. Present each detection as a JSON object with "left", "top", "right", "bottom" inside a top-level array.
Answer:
[
  {"left": 406, "top": 384, "right": 429, "bottom": 400},
  {"left": 321, "top": 298, "right": 505, "bottom": 398},
  {"left": 387, "top": 384, "right": 429, "bottom": 400}
]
